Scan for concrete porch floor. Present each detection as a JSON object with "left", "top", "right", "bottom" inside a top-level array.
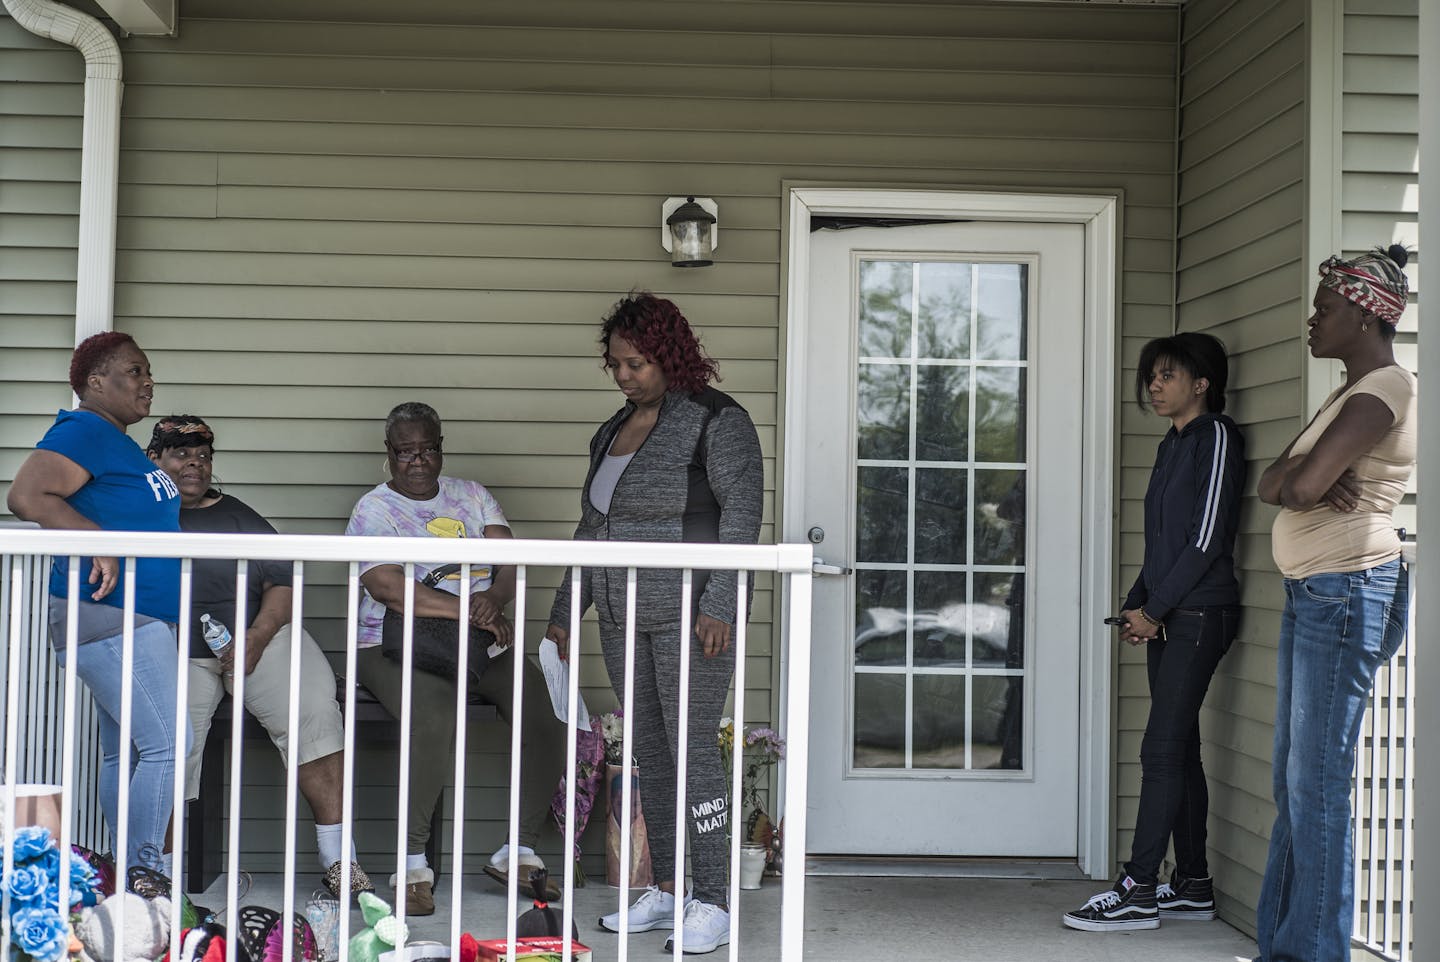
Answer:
[{"left": 199, "top": 871, "right": 1259, "bottom": 961}]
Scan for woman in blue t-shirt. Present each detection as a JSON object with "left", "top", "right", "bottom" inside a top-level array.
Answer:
[{"left": 7, "top": 331, "right": 186, "bottom": 874}]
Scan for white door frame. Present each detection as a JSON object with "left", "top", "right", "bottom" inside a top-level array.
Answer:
[{"left": 777, "top": 187, "right": 1119, "bottom": 879}]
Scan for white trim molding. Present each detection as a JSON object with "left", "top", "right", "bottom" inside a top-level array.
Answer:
[
  {"left": 1304, "top": 0, "right": 1346, "bottom": 417},
  {"left": 779, "top": 187, "right": 1119, "bottom": 879}
]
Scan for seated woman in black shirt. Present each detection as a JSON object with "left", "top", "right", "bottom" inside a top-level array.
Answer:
[{"left": 147, "top": 415, "right": 373, "bottom": 896}]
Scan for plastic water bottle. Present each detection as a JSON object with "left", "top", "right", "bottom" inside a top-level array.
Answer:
[{"left": 199, "top": 613, "right": 233, "bottom": 658}]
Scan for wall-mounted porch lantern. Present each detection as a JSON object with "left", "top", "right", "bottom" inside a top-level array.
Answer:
[{"left": 661, "top": 196, "right": 718, "bottom": 267}]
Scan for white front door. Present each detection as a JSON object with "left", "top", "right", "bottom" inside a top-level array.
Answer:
[{"left": 800, "top": 221, "right": 1086, "bottom": 857}]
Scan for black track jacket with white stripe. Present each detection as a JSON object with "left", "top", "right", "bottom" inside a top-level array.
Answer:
[{"left": 1122, "top": 412, "right": 1246, "bottom": 622}]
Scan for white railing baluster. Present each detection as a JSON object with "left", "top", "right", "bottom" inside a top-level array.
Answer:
[
  {"left": 449, "top": 563, "right": 473, "bottom": 953},
  {"left": 59, "top": 560, "right": 82, "bottom": 931},
  {"left": 168, "top": 558, "right": 193, "bottom": 962},
  {"left": 225, "top": 559, "right": 251, "bottom": 962},
  {"left": 781, "top": 568, "right": 814, "bottom": 962},
  {"left": 395, "top": 566, "right": 416, "bottom": 926},
  {"left": 1384, "top": 633, "right": 1401, "bottom": 953},
  {"left": 1369, "top": 669, "right": 1383, "bottom": 946},
  {"left": 619, "top": 566, "right": 638, "bottom": 962},
  {"left": 673, "top": 568, "right": 694, "bottom": 953},
  {"left": 3, "top": 557, "right": 23, "bottom": 953},
  {"left": 281, "top": 561, "right": 305, "bottom": 962},
  {"left": 339, "top": 562, "right": 362, "bottom": 947},
  {"left": 728, "top": 570, "right": 749, "bottom": 961},
  {"left": 562, "top": 566, "right": 581, "bottom": 962},
  {"left": 1400, "top": 578, "right": 1417, "bottom": 961}
]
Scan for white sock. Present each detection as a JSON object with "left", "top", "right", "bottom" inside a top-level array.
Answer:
[
  {"left": 406, "top": 852, "right": 429, "bottom": 873},
  {"left": 490, "top": 843, "right": 537, "bottom": 867},
  {"left": 315, "top": 823, "right": 355, "bottom": 870},
  {"left": 157, "top": 852, "right": 174, "bottom": 879}
]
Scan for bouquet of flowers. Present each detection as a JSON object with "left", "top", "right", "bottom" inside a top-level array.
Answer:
[
  {"left": 1, "top": 826, "right": 100, "bottom": 962},
  {"left": 597, "top": 709, "right": 627, "bottom": 766},
  {"left": 717, "top": 718, "right": 786, "bottom": 841},
  {"left": 549, "top": 715, "right": 605, "bottom": 885}
]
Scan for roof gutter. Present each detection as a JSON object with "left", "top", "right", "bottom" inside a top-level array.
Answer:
[{"left": 2, "top": 0, "right": 122, "bottom": 345}]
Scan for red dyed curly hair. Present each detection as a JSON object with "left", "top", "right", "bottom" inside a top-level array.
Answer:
[
  {"left": 599, "top": 293, "right": 718, "bottom": 393},
  {"left": 69, "top": 331, "right": 137, "bottom": 396}
]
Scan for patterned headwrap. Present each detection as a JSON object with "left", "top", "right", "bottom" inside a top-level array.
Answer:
[
  {"left": 146, "top": 414, "right": 216, "bottom": 456},
  {"left": 1317, "top": 245, "right": 1410, "bottom": 326}
]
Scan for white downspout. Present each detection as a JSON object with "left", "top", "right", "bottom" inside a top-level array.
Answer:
[{"left": 2, "top": 0, "right": 122, "bottom": 345}]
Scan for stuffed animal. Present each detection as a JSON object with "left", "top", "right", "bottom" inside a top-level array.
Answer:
[
  {"left": 346, "top": 891, "right": 408, "bottom": 962},
  {"left": 75, "top": 891, "right": 172, "bottom": 962}
]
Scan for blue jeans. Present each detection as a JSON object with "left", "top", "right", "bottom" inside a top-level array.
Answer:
[
  {"left": 1256, "top": 559, "right": 1408, "bottom": 962},
  {"left": 54, "top": 621, "right": 189, "bottom": 870}
]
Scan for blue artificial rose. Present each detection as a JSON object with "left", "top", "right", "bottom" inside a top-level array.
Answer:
[
  {"left": 4, "top": 863, "right": 51, "bottom": 906},
  {"left": 10, "top": 826, "right": 53, "bottom": 863},
  {"left": 10, "top": 905, "right": 69, "bottom": 962},
  {"left": 67, "top": 855, "right": 98, "bottom": 906}
]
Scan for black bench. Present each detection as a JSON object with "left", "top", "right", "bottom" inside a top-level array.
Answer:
[{"left": 186, "top": 683, "right": 497, "bottom": 893}]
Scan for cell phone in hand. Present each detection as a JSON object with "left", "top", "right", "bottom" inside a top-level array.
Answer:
[{"left": 1103, "top": 616, "right": 1127, "bottom": 627}]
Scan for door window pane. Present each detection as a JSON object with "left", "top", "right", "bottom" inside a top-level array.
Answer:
[
  {"left": 853, "top": 673, "right": 906, "bottom": 769},
  {"left": 857, "top": 466, "right": 909, "bottom": 564},
  {"left": 913, "top": 571, "right": 966, "bottom": 667},
  {"left": 859, "top": 261, "right": 913, "bottom": 359},
  {"left": 914, "top": 365, "right": 969, "bottom": 462},
  {"left": 914, "top": 468, "right": 966, "bottom": 565},
  {"left": 855, "top": 570, "right": 907, "bottom": 667},
  {"left": 917, "top": 261, "right": 971, "bottom": 359},
  {"left": 857, "top": 364, "right": 911, "bottom": 461},
  {"left": 913, "top": 675, "right": 966, "bottom": 769},
  {"left": 976, "top": 263, "right": 1027, "bottom": 361},
  {"left": 975, "top": 367, "right": 1025, "bottom": 464},
  {"left": 973, "top": 572, "right": 1024, "bottom": 669},
  {"left": 972, "top": 676, "right": 1023, "bottom": 770},
  {"left": 974, "top": 469, "right": 1025, "bottom": 566}
]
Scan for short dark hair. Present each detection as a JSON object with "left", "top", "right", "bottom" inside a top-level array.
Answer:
[
  {"left": 1135, "top": 332, "right": 1230, "bottom": 414},
  {"left": 385, "top": 401, "right": 441, "bottom": 440},
  {"left": 69, "top": 331, "right": 136, "bottom": 396}
]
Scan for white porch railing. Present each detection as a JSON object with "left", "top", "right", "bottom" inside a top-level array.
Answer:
[
  {"left": 1352, "top": 539, "right": 1418, "bottom": 962},
  {"left": 0, "top": 529, "right": 813, "bottom": 962}
]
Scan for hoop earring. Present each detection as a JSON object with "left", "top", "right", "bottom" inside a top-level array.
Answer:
[
  {"left": 381, "top": 457, "right": 391, "bottom": 478},
  {"left": 1362, "top": 322, "right": 1370, "bottom": 334}
]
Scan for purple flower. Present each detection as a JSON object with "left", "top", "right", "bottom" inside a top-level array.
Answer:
[
  {"left": 11, "top": 826, "right": 53, "bottom": 863},
  {"left": 4, "top": 862, "right": 51, "bottom": 907},
  {"left": 10, "top": 905, "right": 69, "bottom": 962}
]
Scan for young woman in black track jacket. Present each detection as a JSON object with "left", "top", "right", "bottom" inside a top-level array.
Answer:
[{"left": 1064, "top": 332, "right": 1246, "bottom": 933}]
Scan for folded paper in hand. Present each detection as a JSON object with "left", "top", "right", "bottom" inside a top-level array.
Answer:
[{"left": 539, "top": 638, "right": 591, "bottom": 729}]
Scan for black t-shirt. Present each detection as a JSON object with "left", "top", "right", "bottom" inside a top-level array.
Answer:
[{"left": 179, "top": 494, "right": 293, "bottom": 658}]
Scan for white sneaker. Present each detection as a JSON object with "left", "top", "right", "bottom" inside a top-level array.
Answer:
[
  {"left": 664, "top": 901, "right": 730, "bottom": 955},
  {"left": 599, "top": 885, "right": 687, "bottom": 933}
]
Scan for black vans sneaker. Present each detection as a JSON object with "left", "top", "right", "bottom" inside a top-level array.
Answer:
[
  {"left": 1157, "top": 874, "right": 1216, "bottom": 920},
  {"left": 1062, "top": 875, "right": 1160, "bottom": 932}
]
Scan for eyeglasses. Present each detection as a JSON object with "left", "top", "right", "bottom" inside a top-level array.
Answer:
[{"left": 391, "top": 446, "right": 441, "bottom": 464}]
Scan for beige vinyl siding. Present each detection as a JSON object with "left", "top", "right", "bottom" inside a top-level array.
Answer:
[
  {"left": 1164, "top": 0, "right": 1308, "bottom": 935},
  {"left": 1340, "top": 0, "right": 1419, "bottom": 944},
  {"left": 2, "top": 1, "right": 1179, "bottom": 870},
  {"left": 1341, "top": 0, "right": 1419, "bottom": 534}
]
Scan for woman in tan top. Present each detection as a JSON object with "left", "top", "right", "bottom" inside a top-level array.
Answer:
[{"left": 1254, "top": 245, "right": 1415, "bottom": 962}]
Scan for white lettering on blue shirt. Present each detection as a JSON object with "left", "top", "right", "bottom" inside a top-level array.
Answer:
[{"left": 146, "top": 469, "right": 179, "bottom": 501}]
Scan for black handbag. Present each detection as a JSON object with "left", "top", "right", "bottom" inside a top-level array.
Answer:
[{"left": 380, "top": 564, "right": 495, "bottom": 683}]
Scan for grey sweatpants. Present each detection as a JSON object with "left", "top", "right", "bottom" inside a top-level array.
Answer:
[{"left": 599, "top": 620, "right": 735, "bottom": 905}]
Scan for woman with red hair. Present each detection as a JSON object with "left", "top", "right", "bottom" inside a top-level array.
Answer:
[
  {"left": 547, "top": 293, "right": 762, "bottom": 955},
  {"left": 8, "top": 331, "right": 185, "bottom": 876}
]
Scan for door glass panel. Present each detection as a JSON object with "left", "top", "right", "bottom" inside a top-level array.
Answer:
[
  {"left": 915, "top": 366, "right": 969, "bottom": 462},
  {"left": 852, "top": 258, "right": 1029, "bottom": 772},
  {"left": 853, "top": 673, "right": 906, "bottom": 768},
  {"left": 858, "top": 261, "right": 914, "bottom": 358},
  {"left": 857, "top": 364, "right": 911, "bottom": 461}
]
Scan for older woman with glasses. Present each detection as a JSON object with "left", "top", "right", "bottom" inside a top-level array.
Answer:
[{"left": 345, "top": 401, "right": 566, "bottom": 915}]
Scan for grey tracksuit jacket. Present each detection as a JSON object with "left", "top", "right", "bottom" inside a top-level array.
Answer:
[{"left": 549, "top": 387, "right": 764, "bottom": 630}]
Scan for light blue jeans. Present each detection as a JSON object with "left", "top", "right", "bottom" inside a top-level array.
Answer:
[
  {"left": 54, "top": 620, "right": 190, "bottom": 870},
  {"left": 1256, "top": 558, "right": 1408, "bottom": 962}
]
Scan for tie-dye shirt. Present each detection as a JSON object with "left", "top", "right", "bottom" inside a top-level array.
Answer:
[{"left": 344, "top": 476, "right": 508, "bottom": 648}]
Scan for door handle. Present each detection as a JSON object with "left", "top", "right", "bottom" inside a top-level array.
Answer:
[{"left": 812, "top": 558, "right": 852, "bottom": 576}]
